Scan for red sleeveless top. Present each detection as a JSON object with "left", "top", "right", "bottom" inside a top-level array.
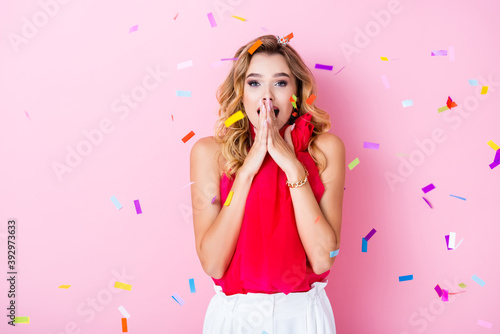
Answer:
[{"left": 212, "top": 112, "right": 330, "bottom": 295}]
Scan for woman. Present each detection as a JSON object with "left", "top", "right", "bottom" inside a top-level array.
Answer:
[{"left": 190, "top": 34, "right": 345, "bottom": 334}]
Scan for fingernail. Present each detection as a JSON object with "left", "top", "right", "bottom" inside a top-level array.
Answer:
[{"left": 291, "top": 123, "right": 295, "bottom": 131}]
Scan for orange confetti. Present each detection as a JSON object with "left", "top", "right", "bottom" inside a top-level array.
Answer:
[
  {"left": 182, "top": 131, "right": 195, "bottom": 143},
  {"left": 314, "top": 216, "right": 320, "bottom": 224},
  {"left": 306, "top": 94, "right": 317, "bottom": 105},
  {"left": 122, "top": 318, "right": 128, "bottom": 332},
  {"left": 446, "top": 96, "right": 457, "bottom": 109},
  {"left": 248, "top": 39, "right": 263, "bottom": 55}
]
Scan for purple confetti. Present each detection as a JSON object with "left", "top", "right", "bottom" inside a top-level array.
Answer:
[
  {"left": 422, "top": 197, "right": 433, "bottom": 208},
  {"left": 441, "top": 289, "right": 449, "bottom": 301},
  {"left": 315, "top": 63, "right": 333, "bottom": 71},
  {"left": 434, "top": 284, "right": 443, "bottom": 297},
  {"left": 129, "top": 25, "right": 138, "bottom": 33},
  {"left": 431, "top": 50, "right": 447, "bottom": 56},
  {"left": 211, "top": 196, "right": 216, "bottom": 204},
  {"left": 490, "top": 149, "right": 500, "bottom": 169},
  {"left": 221, "top": 58, "right": 238, "bottom": 61},
  {"left": 363, "top": 141, "right": 380, "bottom": 149},
  {"left": 364, "top": 228, "right": 377, "bottom": 241},
  {"left": 445, "top": 235, "right": 452, "bottom": 250},
  {"left": 207, "top": 12, "right": 217, "bottom": 28},
  {"left": 134, "top": 199, "right": 142, "bottom": 214},
  {"left": 333, "top": 65, "right": 346, "bottom": 75},
  {"left": 422, "top": 183, "right": 435, "bottom": 193}
]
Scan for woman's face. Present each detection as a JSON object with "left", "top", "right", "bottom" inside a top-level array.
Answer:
[{"left": 242, "top": 53, "right": 298, "bottom": 131}]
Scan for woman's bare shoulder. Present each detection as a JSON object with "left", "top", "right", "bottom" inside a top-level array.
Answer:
[{"left": 194, "top": 136, "right": 225, "bottom": 176}]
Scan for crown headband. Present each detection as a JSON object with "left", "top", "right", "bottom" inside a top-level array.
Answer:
[{"left": 277, "top": 32, "right": 294, "bottom": 46}]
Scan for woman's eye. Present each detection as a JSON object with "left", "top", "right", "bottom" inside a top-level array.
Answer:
[
  {"left": 247, "top": 81, "right": 288, "bottom": 87},
  {"left": 248, "top": 81, "right": 259, "bottom": 87},
  {"left": 276, "top": 81, "right": 287, "bottom": 87}
]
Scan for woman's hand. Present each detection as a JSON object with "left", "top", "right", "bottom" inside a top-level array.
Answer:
[{"left": 263, "top": 99, "right": 300, "bottom": 175}]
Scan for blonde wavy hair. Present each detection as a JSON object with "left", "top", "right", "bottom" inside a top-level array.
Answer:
[{"left": 213, "top": 34, "right": 332, "bottom": 180}]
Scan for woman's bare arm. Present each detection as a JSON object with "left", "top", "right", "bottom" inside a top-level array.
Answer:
[{"left": 190, "top": 137, "right": 254, "bottom": 279}]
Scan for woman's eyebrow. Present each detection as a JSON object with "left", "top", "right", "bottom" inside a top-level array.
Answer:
[{"left": 246, "top": 72, "right": 290, "bottom": 79}]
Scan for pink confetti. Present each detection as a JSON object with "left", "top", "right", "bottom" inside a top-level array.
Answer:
[
  {"left": 380, "top": 74, "right": 391, "bottom": 89},
  {"left": 211, "top": 196, "right": 216, "bottom": 204},
  {"left": 441, "top": 289, "right": 449, "bottom": 302},
  {"left": 129, "top": 25, "right": 138, "bottom": 33},
  {"left": 333, "top": 65, "right": 346, "bottom": 75},
  {"left": 25, "top": 110, "right": 31, "bottom": 120},
  {"left": 477, "top": 319, "right": 492, "bottom": 329},
  {"left": 174, "top": 13, "right": 179, "bottom": 20},
  {"left": 207, "top": 12, "right": 217, "bottom": 28}
]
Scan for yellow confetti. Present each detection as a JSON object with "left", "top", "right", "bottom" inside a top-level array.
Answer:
[
  {"left": 14, "top": 317, "right": 30, "bottom": 324},
  {"left": 59, "top": 285, "right": 71, "bottom": 289},
  {"left": 380, "top": 57, "right": 388, "bottom": 61},
  {"left": 348, "top": 158, "right": 360, "bottom": 170},
  {"left": 224, "top": 191, "right": 234, "bottom": 206},
  {"left": 224, "top": 111, "right": 245, "bottom": 127},
  {"left": 458, "top": 283, "right": 467, "bottom": 288},
  {"left": 437, "top": 106, "right": 449, "bottom": 113},
  {"left": 481, "top": 86, "right": 488, "bottom": 94},
  {"left": 487, "top": 140, "right": 499, "bottom": 151},
  {"left": 231, "top": 15, "right": 246, "bottom": 21},
  {"left": 114, "top": 282, "right": 132, "bottom": 291}
]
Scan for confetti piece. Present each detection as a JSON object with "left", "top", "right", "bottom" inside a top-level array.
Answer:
[
  {"left": 431, "top": 50, "right": 447, "bottom": 56},
  {"left": 172, "top": 293, "right": 185, "bottom": 305},
  {"left": 477, "top": 319, "right": 492, "bottom": 329},
  {"left": 361, "top": 237, "right": 367, "bottom": 252},
  {"left": 134, "top": 199, "right": 142, "bottom": 214},
  {"left": 468, "top": 79, "right": 478, "bottom": 86},
  {"left": 434, "top": 284, "right": 443, "bottom": 297},
  {"left": 402, "top": 99, "right": 413, "bottom": 107},
  {"left": 59, "top": 285, "right": 71, "bottom": 289},
  {"left": 333, "top": 66, "right": 346, "bottom": 75},
  {"left": 448, "top": 291, "right": 466, "bottom": 295},
  {"left": 449, "top": 194, "right": 466, "bottom": 200},
  {"left": 221, "top": 58, "right": 238, "bottom": 61},
  {"left": 380, "top": 74, "right": 390, "bottom": 89},
  {"left": 487, "top": 140, "right": 499, "bottom": 150},
  {"left": 399, "top": 275, "right": 413, "bottom": 282},
  {"left": 422, "top": 197, "right": 433, "bottom": 208},
  {"left": 422, "top": 183, "right": 435, "bottom": 193},
  {"left": 225, "top": 110, "right": 245, "bottom": 127},
  {"left": 183, "top": 181, "right": 195, "bottom": 189},
  {"left": 111, "top": 196, "right": 123, "bottom": 210},
  {"left": 292, "top": 94, "right": 297, "bottom": 101},
  {"left": 176, "top": 90, "right": 191, "bottom": 97},
  {"left": 122, "top": 318, "right": 128, "bottom": 332},
  {"left": 181, "top": 131, "right": 195, "bottom": 143},
  {"left": 306, "top": 94, "right": 317, "bottom": 105},
  {"left": 231, "top": 15, "right": 246, "bottom": 21},
  {"left": 441, "top": 289, "right": 449, "bottom": 301},
  {"left": 437, "top": 106, "right": 449, "bottom": 113},
  {"left": 380, "top": 57, "right": 388, "bottom": 61},
  {"left": 115, "top": 282, "right": 132, "bottom": 291},
  {"left": 448, "top": 232, "right": 456, "bottom": 249},
  {"left": 471, "top": 274, "right": 485, "bottom": 287},
  {"left": 118, "top": 305, "right": 131, "bottom": 319},
  {"left": 348, "top": 157, "right": 360, "bottom": 170},
  {"left": 224, "top": 191, "right": 234, "bottom": 206},
  {"left": 314, "top": 64, "right": 333, "bottom": 71},
  {"left": 211, "top": 196, "right": 216, "bottom": 204},
  {"left": 364, "top": 228, "right": 377, "bottom": 241},
  {"left": 174, "top": 12, "right": 179, "bottom": 20},
  {"left": 14, "top": 317, "right": 30, "bottom": 324},
  {"left": 314, "top": 216, "right": 320, "bottom": 224},
  {"left": 177, "top": 60, "right": 193, "bottom": 70},
  {"left": 453, "top": 238, "right": 464, "bottom": 250},
  {"left": 481, "top": 86, "right": 488, "bottom": 94},
  {"left": 284, "top": 32, "right": 294, "bottom": 41},
  {"left": 291, "top": 101, "right": 297, "bottom": 109},
  {"left": 25, "top": 110, "right": 31, "bottom": 120},
  {"left": 363, "top": 141, "right": 379, "bottom": 149},
  {"left": 129, "top": 25, "right": 138, "bottom": 33},
  {"left": 458, "top": 283, "right": 467, "bottom": 288},
  {"left": 171, "top": 114, "right": 174, "bottom": 122},
  {"left": 446, "top": 96, "right": 458, "bottom": 109},
  {"left": 330, "top": 249, "right": 340, "bottom": 258},
  {"left": 448, "top": 46, "right": 455, "bottom": 61},
  {"left": 248, "top": 39, "right": 263, "bottom": 55},
  {"left": 189, "top": 278, "right": 196, "bottom": 293},
  {"left": 207, "top": 12, "right": 217, "bottom": 28},
  {"left": 445, "top": 235, "right": 452, "bottom": 250}
]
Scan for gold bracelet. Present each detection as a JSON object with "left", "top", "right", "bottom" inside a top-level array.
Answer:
[{"left": 286, "top": 163, "right": 309, "bottom": 188}]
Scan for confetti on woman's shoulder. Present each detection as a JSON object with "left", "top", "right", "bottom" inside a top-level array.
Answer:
[
  {"left": 306, "top": 94, "right": 316, "bottom": 105},
  {"left": 59, "top": 285, "right": 71, "bottom": 289},
  {"left": 172, "top": 293, "right": 185, "bottom": 305},
  {"left": 121, "top": 318, "right": 128, "bottom": 332},
  {"left": 224, "top": 191, "right": 234, "bottom": 206},
  {"left": 330, "top": 249, "right": 340, "bottom": 258},
  {"left": 14, "top": 317, "right": 30, "bottom": 324},
  {"left": 225, "top": 111, "right": 245, "bottom": 127},
  {"left": 211, "top": 196, "right": 216, "bottom": 204},
  {"left": 422, "top": 183, "right": 435, "bottom": 193},
  {"left": 314, "top": 216, "right": 320, "bottom": 224},
  {"left": 207, "top": 12, "right": 217, "bottom": 28},
  {"left": 134, "top": 199, "right": 142, "bottom": 214},
  {"left": 248, "top": 39, "right": 263, "bottom": 55},
  {"left": 115, "top": 281, "right": 132, "bottom": 291},
  {"left": 177, "top": 60, "right": 193, "bottom": 70},
  {"left": 182, "top": 131, "right": 195, "bottom": 143},
  {"left": 402, "top": 99, "right": 413, "bottom": 107},
  {"left": 348, "top": 157, "right": 359, "bottom": 170},
  {"left": 129, "top": 25, "right": 138, "bottom": 33},
  {"left": 118, "top": 305, "right": 131, "bottom": 318},
  {"left": 399, "top": 274, "right": 413, "bottom": 282},
  {"left": 189, "top": 278, "right": 196, "bottom": 293},
  {"left": 363, "top": 141, "right": 379, "bottom": 149},
  {"left": 314, "top": 63, "right": 333, "bottom": 71},
  {"left": 431, "top": 50, "right": 447, "bottom": 56},
  {"left": 231, "top": 15, "right": 246, "bottom": 21},
  {"left": 110, "top": 196, "right": 123, "bottom": 210}
]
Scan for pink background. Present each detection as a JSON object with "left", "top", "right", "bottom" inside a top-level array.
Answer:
[{"left": 1, "top": 0, "right": 499, "bottom": 333}]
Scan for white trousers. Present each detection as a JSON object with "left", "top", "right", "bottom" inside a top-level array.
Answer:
[{"left": 203, "top": 279, "right": 336, "bottom": 334}]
